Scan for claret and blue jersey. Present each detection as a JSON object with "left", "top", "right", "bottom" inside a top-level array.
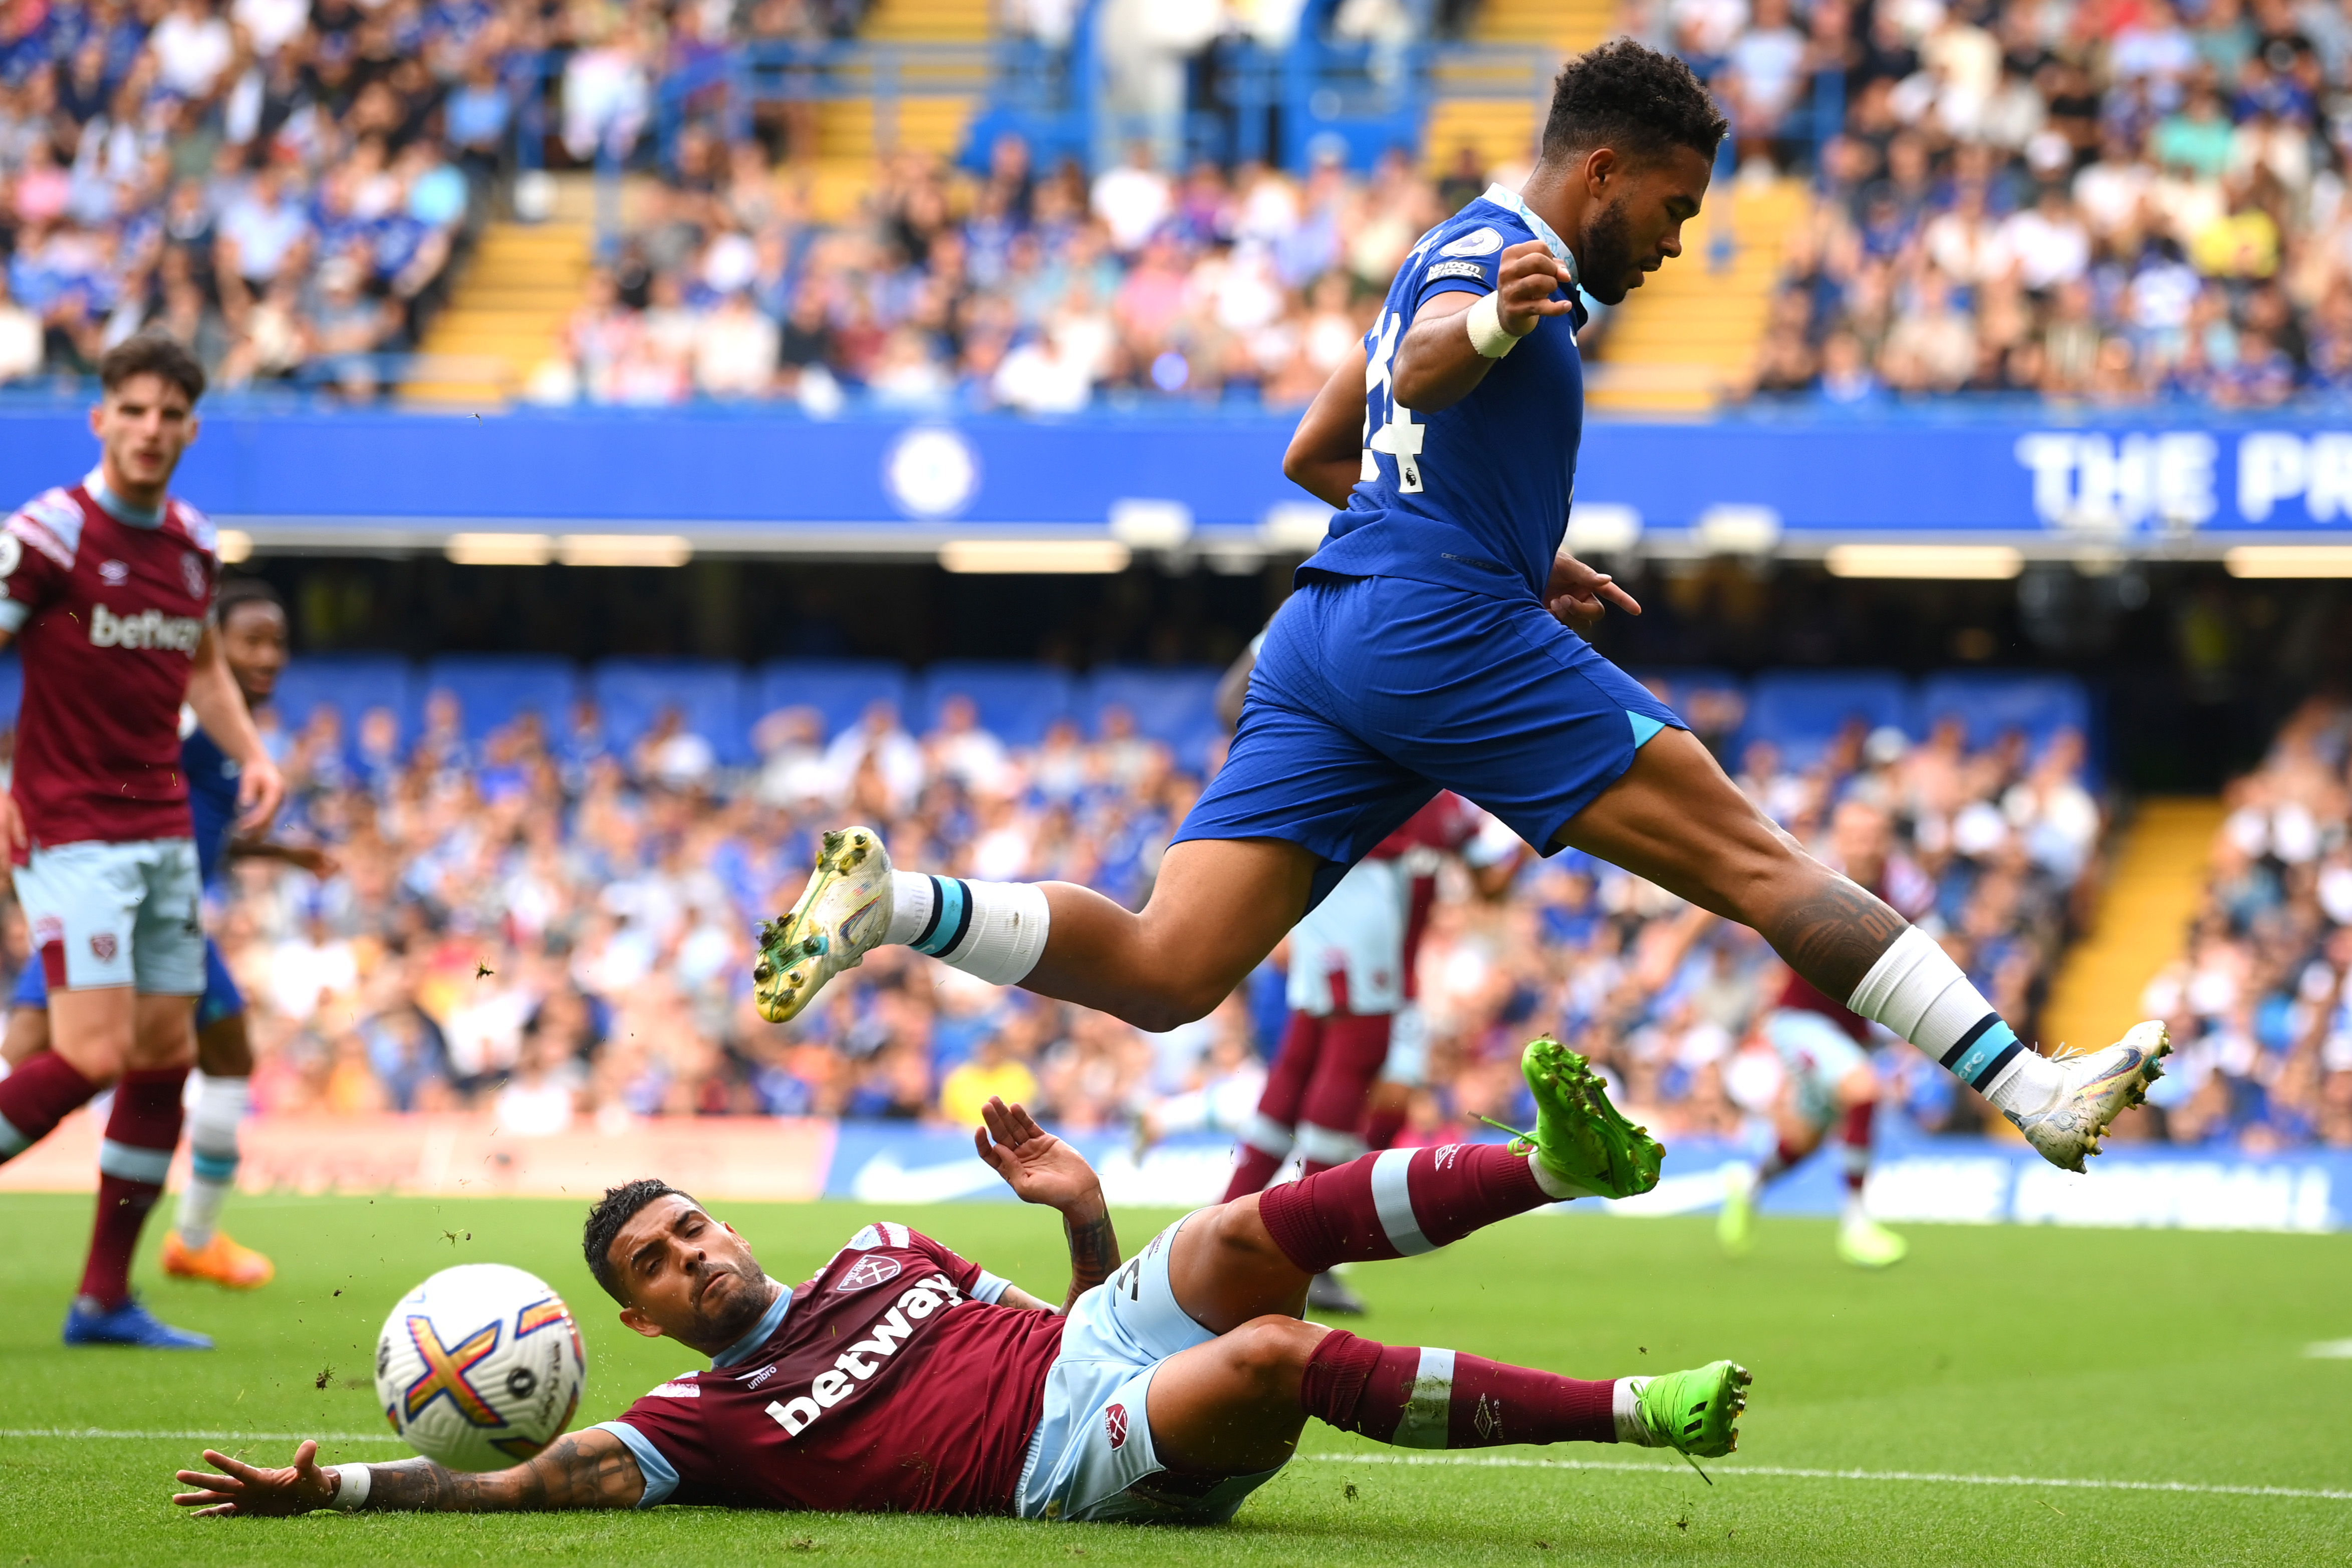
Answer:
[{"left": 1303, "top": 184, "right": 1589, "bottom": 603}]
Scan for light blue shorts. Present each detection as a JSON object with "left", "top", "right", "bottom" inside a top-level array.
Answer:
[
  {"left": 1761, "top": 1008, "right": 1872, "bottom": 1127},
  {"left": 1014, "top": 1212, "right": 1283, "bottom": 1525},
  {"left": 12, "top": 838, "right": 206, "bottom": 994}
]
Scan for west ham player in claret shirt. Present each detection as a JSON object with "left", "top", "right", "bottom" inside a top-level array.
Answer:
[
  {"left": 0, "top": 333, "right": 285, "bottom": 1350},
  {"left": 174, "top": 1072, "right": 1750, "bottom": 1526}
]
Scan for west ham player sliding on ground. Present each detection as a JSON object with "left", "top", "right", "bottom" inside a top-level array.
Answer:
[
  {"left": 3, "top": 578, "right": 328, "bottom": 1290},
  {"left": 0, "top": 334, "right": 285, "bottom": 1348},
  {"left": 752, "top": 40, "right": 2165, "bottom": 1180},
  {"left": 173, "top": 1056, "right": 1749, "bottom": 1523}
]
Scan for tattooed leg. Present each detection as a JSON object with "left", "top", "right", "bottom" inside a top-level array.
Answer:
[{"left": 1553, "top": 728, "right": 2069, "bottom": 1119}]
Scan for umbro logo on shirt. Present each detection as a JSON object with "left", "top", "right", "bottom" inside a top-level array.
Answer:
[
  {"left": 98, "top": 559, "right": 128, "bottom": 584},
  {"left": 838, "top": 1256, "right": 903, "bottom": 1291}
]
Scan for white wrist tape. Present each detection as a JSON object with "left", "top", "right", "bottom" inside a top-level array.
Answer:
[
  {"left": 330, "top": 1463, "right": 372, "bottom": 1510},
  {"left": 1465, "top": 291, "right": 1524, "bottom": 358}
]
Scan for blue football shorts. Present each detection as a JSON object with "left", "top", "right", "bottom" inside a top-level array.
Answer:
[
  {"left": 1014, "top": 1211, "right": 1282, "bottom": 1525},
  {"left": 10, "top": 933, "right": 244, "bottom": 1029},
  {"left": 1177, "top": 573, "right": 1685, "bottom": 907}
]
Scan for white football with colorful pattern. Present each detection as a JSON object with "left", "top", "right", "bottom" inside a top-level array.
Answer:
[{"left": 375, "top": 1263, "right": 588, "bottom": 1472}]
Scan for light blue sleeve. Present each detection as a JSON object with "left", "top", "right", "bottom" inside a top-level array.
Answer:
[
  {"left": 591, "top": 1420, "right": 679, "bottom": 1507},
  {"left": 970, "top": 1269, "right": 1013, "bottom": 1304}
]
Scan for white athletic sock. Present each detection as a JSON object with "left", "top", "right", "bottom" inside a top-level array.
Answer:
[
  {"left": 1613, "top": 1377, "right": 1654, "bottom": 1445},
  {"left": 1845, "top": 927, "right": 2058, "bottom": 1112},
  {"left": 176, "top": 1073, "right": 247, "bottom": 1249},
  {"left": 882, "top": 871, "right": 1051, "bottom": 986}
]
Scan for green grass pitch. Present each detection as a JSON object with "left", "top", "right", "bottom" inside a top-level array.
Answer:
[{"left": 2, "top": 1190, "right": 2346, "bottom": 1566}]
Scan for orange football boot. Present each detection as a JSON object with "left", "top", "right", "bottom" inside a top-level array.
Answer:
[{"left": 162, "top": 1230, "right": 275, "bottom": 1289}]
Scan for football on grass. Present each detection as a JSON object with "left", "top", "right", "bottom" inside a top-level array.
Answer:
[{"left": 375, "top": 1263, "right": 588, "bottom": 1471}]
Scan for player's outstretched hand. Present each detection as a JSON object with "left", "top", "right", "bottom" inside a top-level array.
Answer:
[
  {"left": 1497, "top": 239, "right": 1578, "bottom": 336},
  {"left": 974, "top": 1097, "right": 1102, "bottom": 1212},
  {"left": 1546, "top": 551, "right": 1642, "bottom": 634},
  {"left": 234, "top": 751, "right": 286, "bottom": 834},
  {"left": 174, "top": 1438, "right": 340, "bottom": 1516}
]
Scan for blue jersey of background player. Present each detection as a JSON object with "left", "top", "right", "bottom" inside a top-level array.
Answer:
[{"left": 5, "top": 578, "right": 332, "bottom": 1288}]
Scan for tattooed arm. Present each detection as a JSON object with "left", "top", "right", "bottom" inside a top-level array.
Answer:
[
  {"left": 972, "top": 1095, "right": 1123, "bottom": 1312},
  {"left": 173, "top": 1431, "right": 644, "bottom": 1516}
]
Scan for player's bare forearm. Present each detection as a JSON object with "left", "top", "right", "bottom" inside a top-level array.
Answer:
[
  {"left": 1281, "top": 346, "right": 1368, "bottom": 509},
  {"left": 1059, "top": 1193, "right": 1121, "bottom": 1312},
  {"left": 1393, "top": 240, "right": 1576, "bottom": 412},
  {"left": 356, "top": 1432, "right": 643, "bottom": 1511},
  {"left": 174, "top": 1431, "right": 642, "bottom": 1516},
  {"left": 185, "top": 627, "right": 263, "bottom": 764}
]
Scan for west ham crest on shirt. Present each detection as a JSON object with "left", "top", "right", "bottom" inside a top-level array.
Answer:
[
  {"left": 837, "top": 1255, "right": 903, "bottom": 1291},
  {"left": 181, "top": 552, "right": 207, "bottom": 598},
  {"left": 1104, "top": 1402, "right": 1129, "bottom": 1449}
]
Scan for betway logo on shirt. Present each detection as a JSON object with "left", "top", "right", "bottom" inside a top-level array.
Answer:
[
  {"left": 762, "top": 1271, "right": 964, "bottom": 1438},
  {"left": 89, "top": 603, "right": 202, "bottom": 654}
]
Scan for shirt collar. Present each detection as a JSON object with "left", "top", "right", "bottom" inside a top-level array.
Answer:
[
  {"left": 85, "top": 468, "right": 164, "bottom": 529},
  {"left": 1481, "top": 182, "right": 1580, "bottom": 290},
  {"left": 708, "top": 1284, "right": 790, "bottom": 1368}
]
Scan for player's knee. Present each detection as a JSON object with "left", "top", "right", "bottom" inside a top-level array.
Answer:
[
  {"left": 197, "top": 1017, "right": 253, "bottom": 1077},
  {"left": 1220, "top": 1315, "right": 1325, "bottom": 1395},
  {"left": 1201, "top": 1194, "right": 1292, "bottom": 1270}
]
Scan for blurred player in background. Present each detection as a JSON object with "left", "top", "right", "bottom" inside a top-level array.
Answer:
[
  {"left": 0, "top": 333, "right": 283, "bottom": 1349},
  {"left": 1220, "top": 792, "right": 1521, "bottom": 1314},
  {"left": 4, "top": 578, "right": 329, "bottom": 1290},
  {"left": 1717, "top": 801, "right": 1930, "bottom": 1268}
]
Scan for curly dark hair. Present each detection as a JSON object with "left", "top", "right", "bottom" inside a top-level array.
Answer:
[
  {"left": 98, "top": 330, "right": 207, "bottom": 404},
  {"left": 1540, "top": 38, "right": 1729, "bottom": 165},
  {"left": 583, "top": 1177, "right": 694, "bottom": 1305}
]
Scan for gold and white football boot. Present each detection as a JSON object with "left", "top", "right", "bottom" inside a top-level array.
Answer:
[
  {"left": 2005, "top": 1020, "right": 2171, "bottom": 1173},
  {"left": 753, "top": 827, "right": 896, "bottom": 1023}
]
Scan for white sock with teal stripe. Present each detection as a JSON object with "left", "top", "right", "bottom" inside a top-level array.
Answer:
[
  {"left": 1846, "top": 927, "right": 2059, "bottom": 1113},
  {"left": 174, "top": 1073, "right": 246, "bottom": 1249},
  {"left": 883, "top": 872, "right": 1052, "bottom": 986}
]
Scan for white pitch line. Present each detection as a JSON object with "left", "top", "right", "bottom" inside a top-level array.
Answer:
[
  {"left": 0, "top": 1429, "right": 407, "bottom": 1442},
  {"left": 1296, "top": 1453, "right": 2352, "bottom": 1502}
]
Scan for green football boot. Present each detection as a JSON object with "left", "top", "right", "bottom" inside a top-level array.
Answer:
[
  {"left": 753, "top": 827, "right": 895, "bottom": 1023},
  {"left": 1509, "top": 1036, "right": 1664, "bottom": 1201},
  {"left": 1836, "top": 1215, "right": 1908, "bottom": 1269},
  {"left": 1635, "top": 1359, "right": 1751, "bottom": 1461},
  {"left": 1717, "top": 1166, "right": 1758, "bottom": 1256}
]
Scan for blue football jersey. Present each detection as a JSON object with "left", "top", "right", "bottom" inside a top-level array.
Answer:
[
  {"left": 179, "top": 709, "right": 240, "bottom": 887},
  {"left": 1298, "top": 184, "right": 1588, "bottom": 603}
]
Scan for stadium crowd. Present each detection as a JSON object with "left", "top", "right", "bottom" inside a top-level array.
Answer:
[
  {"left": 1726, "top": 0, "right": 2352, "bottom": 404},
  {"left": 2135, "top": 693, "right": 2352, "bottom": 1149},
  {"left": 5, "top": 657, "right": 2310, "bottom": 1156},
  {"left": 0, "top": 0, "right": 534, "bottom": 393}
]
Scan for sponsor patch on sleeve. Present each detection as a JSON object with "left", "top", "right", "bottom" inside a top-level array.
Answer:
[
  {"left": 1438, "top": 225, "right": 1505, "bottom": 256},
  {"left": 1424, "top": 258, "right": 1489, "bottom": 283}
]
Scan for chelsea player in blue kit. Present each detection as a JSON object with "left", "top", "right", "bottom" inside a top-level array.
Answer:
[
  {"left": 754, "top": 41, "right": 2169, "bottom": 1177},
  {"left": 5, "top": 579, "right": 331, "bottom": 1290}
]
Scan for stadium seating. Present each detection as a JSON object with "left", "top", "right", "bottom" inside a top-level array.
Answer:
[
  {"left": 1080, "top": 667, "right": 1225, "bottom": 770},
  {"left": 1740, "top": 670, "right": 1913, "bottom": 768},
  {"left": 269, "top": 653, "right": 417, "bottom": 744},
  {"left": 420, "top": 655, "right": 581, "bottom": 744},
  {"left": 753, "top": 660, "right": 915, "bottom": 741},
  {"left": 1913, "top": 672, "right": 2094, "bottom": 760},
  {"left": 591, "top": 659, "right": 756, "bottom": 768},
  {"left": 0, "top": 653, "right": 18, "bottom": 727},
  {"left": 913, "top": 662, "right": 1079, "bottom": 748}
]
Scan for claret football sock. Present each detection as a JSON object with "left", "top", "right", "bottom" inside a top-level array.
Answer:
[
  {"left": 0, "top": 1050, "right": 101, "bottom": 1162},
  {"left": 882, "top": 872, "right": 1051, "bottom": 985},
  {"left": 1255, "top": 1143, "right": 1547, "bottom": 1273},
  {"left": 1300, "top": 1329, "right": 1617, "bottom": 1447},
  {"left": 175, "top": 1073, "right": 248, "bottom": 1249},
  {"left": 79, "top": 1067, "right": 187, "bottom": 1309},
  {"left": 1846, "top": 927, "right": 2060, "bottom": 1113},
  {"left": 1839, "top": 1100, "right": 1876, "bottom": 1213}
]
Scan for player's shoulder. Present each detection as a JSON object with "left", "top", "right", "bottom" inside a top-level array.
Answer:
[
  {"left": 844, "top": 1220, "right": 918, "bottom": 1252},
  {"left": 1404, "top": 195, "right": 1533, "bottom": 290},
  {"left": 164, "top": 497, "right": 217, "bottom": 558},
  {"left": 5, "top": 484, "right": 90, "bottom": 567}
]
